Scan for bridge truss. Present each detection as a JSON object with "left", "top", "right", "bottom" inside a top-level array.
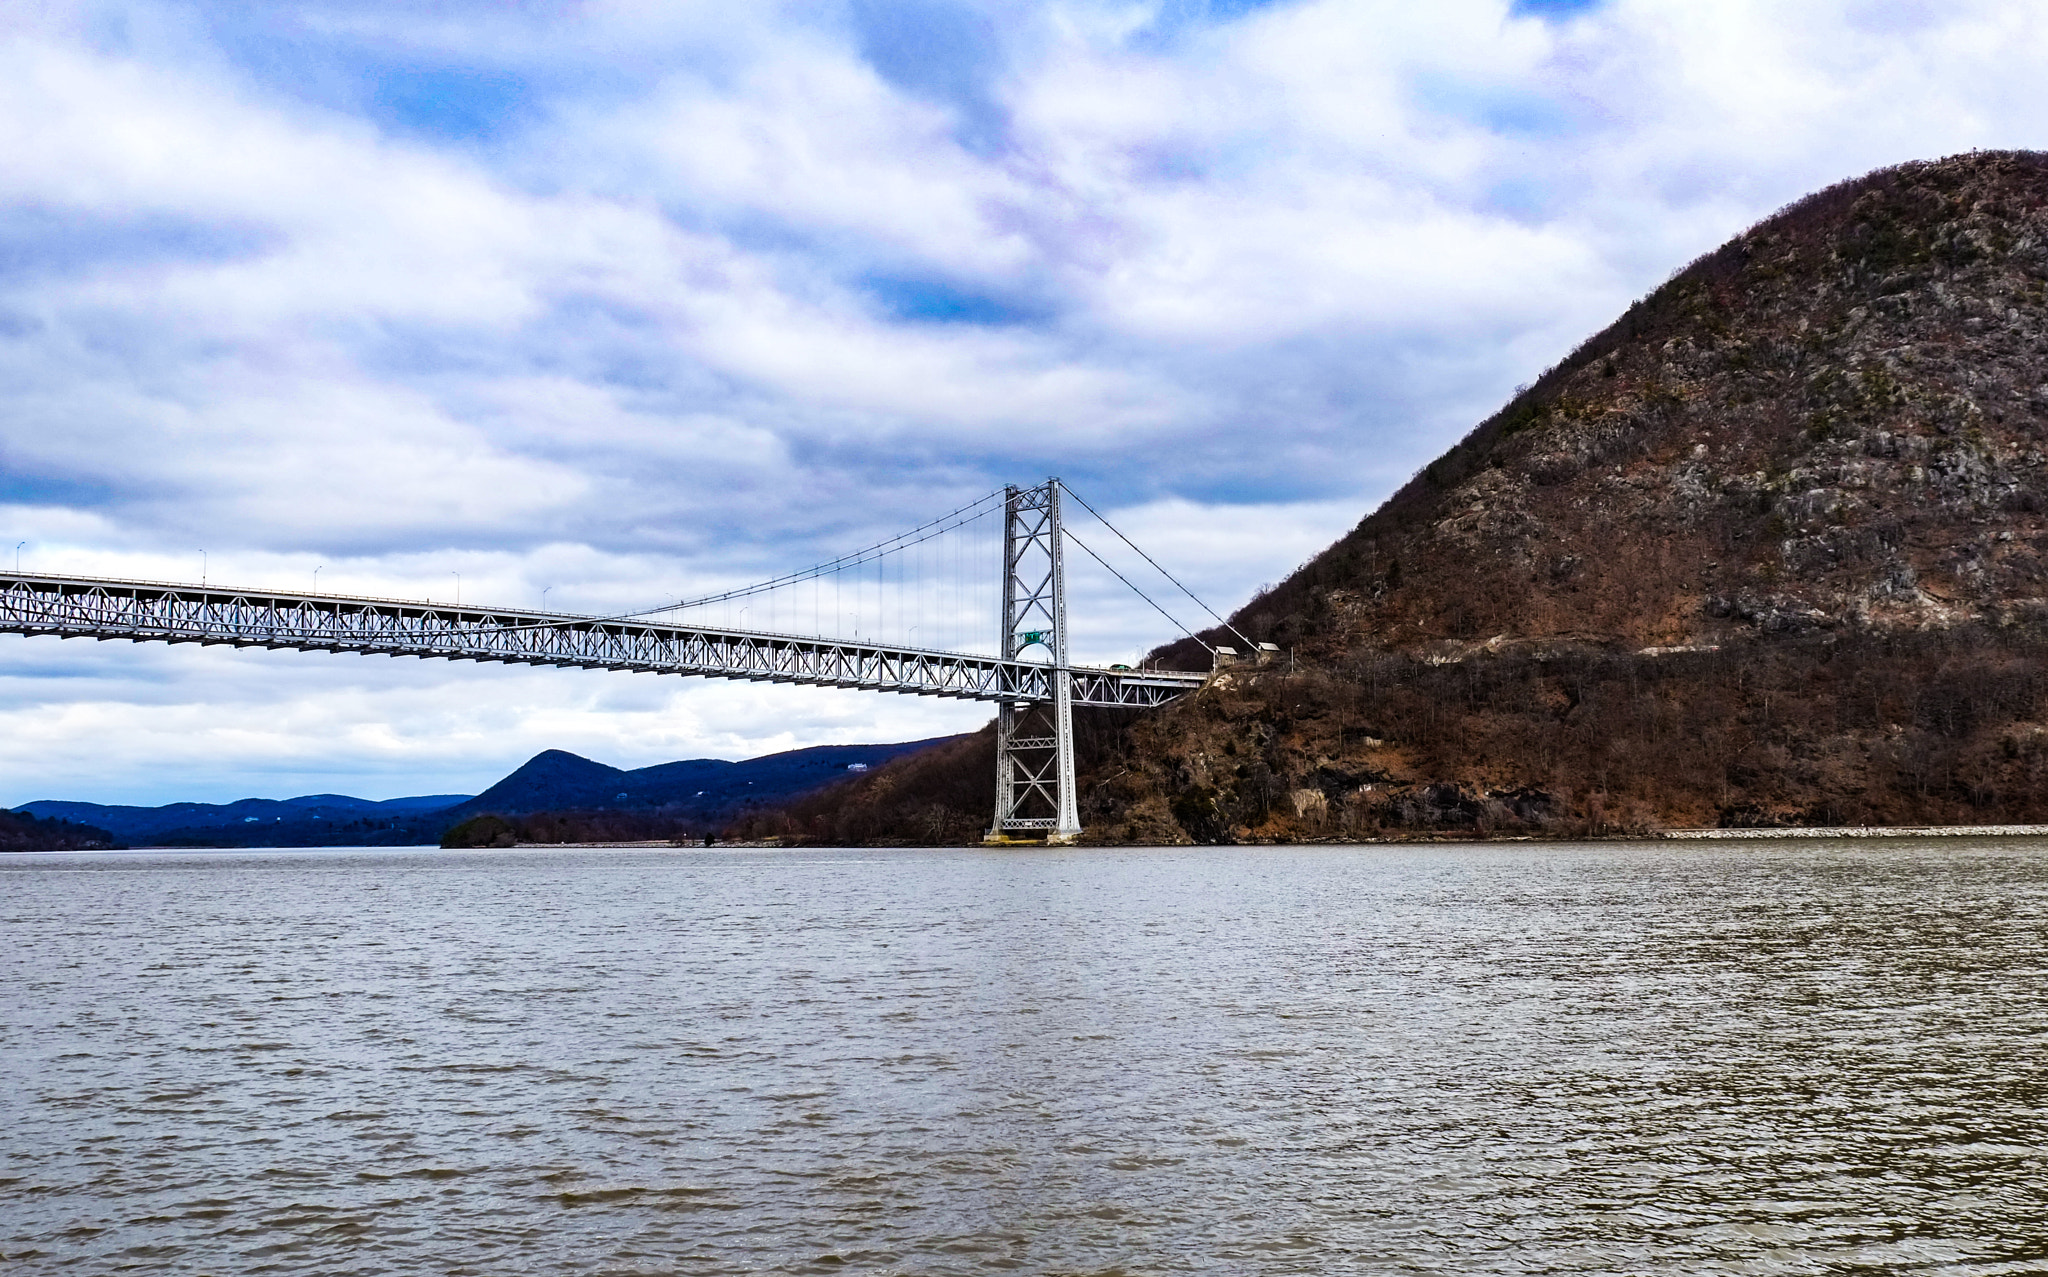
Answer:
[{"left": 0, "top": 571, "right": 1203, "bottom": 711}]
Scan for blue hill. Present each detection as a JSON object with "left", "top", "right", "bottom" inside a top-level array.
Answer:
[
  {"left": 441, "top": 739, "right": 953, "bottom": 822},
  {"left": 19, "top": 793, "right": 473, "bottom": 843},
  {"left": 14, "top": 737, "right": 961, "bottom": 847}
]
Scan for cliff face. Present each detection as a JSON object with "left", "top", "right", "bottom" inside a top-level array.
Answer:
[{"left": 771, "top": 152, "right": 2048, "bottom": 843}]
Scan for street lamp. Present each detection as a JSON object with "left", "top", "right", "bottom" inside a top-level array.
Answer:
[
  {"left": 313, "top": 565, "right": 322, "bottom": 593},
  {"left": 13, "top": 542, "right": 22, "bottom": 572},
  {"left": 451, "top": 571, "right": 461, "bottom": 607}
]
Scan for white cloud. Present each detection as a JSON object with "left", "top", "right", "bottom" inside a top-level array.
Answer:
[{"left": 7, "top": 0, "right": 2048, "bottom": 804}]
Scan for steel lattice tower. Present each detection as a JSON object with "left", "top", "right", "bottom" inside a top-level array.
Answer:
[{"left": 987, "top": 480, "right": 1081, "bottom": 842}]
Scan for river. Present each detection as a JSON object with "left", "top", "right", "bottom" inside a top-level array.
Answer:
[{"left": 3, "top": 841, "right": 2045, "bottom": 1274}]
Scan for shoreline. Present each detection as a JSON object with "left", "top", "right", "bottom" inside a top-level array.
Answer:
[
  {"left": 1657, "top": 824, "right": 2048, "bottom": 840},
  {"left": 24, "top": 825, "right": 2048, "bottom": 854},
  {"left": 516, "top": 827, "right": 2048, "bottom": 849}
]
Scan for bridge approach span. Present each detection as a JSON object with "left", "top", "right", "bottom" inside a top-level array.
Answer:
[{"left": 0, "top": 572, "right": 1205, "bottom": 709}]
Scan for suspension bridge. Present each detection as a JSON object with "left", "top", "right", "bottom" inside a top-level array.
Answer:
[{"left": 0, "top": 480, "right": 1252, "bottom": 842}]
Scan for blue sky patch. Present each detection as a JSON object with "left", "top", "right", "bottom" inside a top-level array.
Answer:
[
  {"left": 1184, "top": 0, "right": 1290, "bottom": 19},
  {"left": 0, "top": 469, "right": 119, "bottom": 510},
  {"left": 1131, "top": 0, "right": 1294, "bottom": 49},
  {"left": 864, "top": 275, "right": 1044, "bottom": 326},
  {"left": 1412, "top": 73, "right": 1579, "bottom": 140},
  {"left": 370, "top": 67, "right": 533, "bottom": 143},
  {"left": 848, "top": 0, "right": 1008, "bottom": 154},
  {"left": 1510, "top": 0, "right": 1604, "bottom": 18},
  {"left": 0, "top": 206, "right": 274, "bottom": 282}
]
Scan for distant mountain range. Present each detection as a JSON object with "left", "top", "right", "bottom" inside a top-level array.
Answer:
[
  {"left": 19, "top": 792, "right": 473, "bottom": 846},
  {"left": 13, "top": 737, "right": 959, "bottom": 848},
  {"left": 436, "top": 740, "right": 952, "bottom": 824}
]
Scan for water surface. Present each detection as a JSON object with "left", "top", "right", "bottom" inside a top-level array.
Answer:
[{"left": 4, "top": 841, "right": 2046, "bottom": 1274}]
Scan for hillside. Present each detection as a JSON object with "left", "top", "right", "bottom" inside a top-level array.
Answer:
[
  {"left": 442, "top": 739, "right": 951, "bottom": 821},
  {"left": 0, "top": 809, "right": 116, "bottom": 852},
  {"left": 1162, "top": 148, "right": 2048, "bottom": 659},
  {"left": 762, "top": 151, "right": 2048, "bottom": 842},
  {"left": 437, "top": 738, "right": 963, "bottom": 845}
]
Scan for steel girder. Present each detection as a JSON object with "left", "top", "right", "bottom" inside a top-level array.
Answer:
[{"left": 0, "top": 573, "right": 1205, "bottom": 709}]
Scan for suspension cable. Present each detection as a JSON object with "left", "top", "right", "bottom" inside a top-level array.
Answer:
[
  {"left": 408, "top": 479, "right": 1244, "bottom": 661},
  {"left": 1062, "top": 527, "right": 1213, "bottom": 654},
  {"left": 656, "top": 487, "right": 1005, "bottom": 613},
  {"left": 432, "top": 487, "right": 1006, "bottom": 639},
  {"left": 1057, "top": 481, "right": 1259, "bottom": 652}
]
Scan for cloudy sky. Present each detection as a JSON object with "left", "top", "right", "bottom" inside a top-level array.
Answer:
[{"left": 4, "top": 0, "right": 2045, "bottom": 806}]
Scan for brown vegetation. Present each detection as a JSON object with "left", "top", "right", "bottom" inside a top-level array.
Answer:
[
  {"left": 725, "top": 730, "right": 999, "bottom": 844},
  {"left": 1083, "top": 626, "right": 2048, "bottom": 841}
]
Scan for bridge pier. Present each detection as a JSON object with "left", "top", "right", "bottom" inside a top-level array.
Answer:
[{"left": 986, "top": 480, "right": 1082, "bottom": 844}]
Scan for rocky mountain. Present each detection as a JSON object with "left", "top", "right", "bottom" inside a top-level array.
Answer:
[
  {"left": 754, "top": 151, "right": 2048, "bottom": 842},
  {"left": 1175, "top": 149, "right": 2048, "bottom": 657}
]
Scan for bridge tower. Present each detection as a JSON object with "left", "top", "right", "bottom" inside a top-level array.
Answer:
[{"left": 987, "top": 479, "right": 1081, "bottom": 844}]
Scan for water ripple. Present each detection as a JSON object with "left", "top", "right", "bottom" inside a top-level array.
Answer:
[{"left": 3, "top": 841, "right": 2047, "bottom": 1273}]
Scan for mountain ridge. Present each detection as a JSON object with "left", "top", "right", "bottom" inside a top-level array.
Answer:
[
  {"left": 18, "top": 793, "right": 474, "bottom": 844},
  {"left": 438, "top": 738, "right": 958, "bottom": 823},
  {"left": 1152, "top": 149, "right": 2048, "bottom": 662},
  {"left": 15, "top": 737, "right": 963, "bottom": 847}
]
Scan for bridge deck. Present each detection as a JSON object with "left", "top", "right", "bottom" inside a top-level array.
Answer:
[{"left": 0, "top": 573, "right": 1206, "bottom": 708}]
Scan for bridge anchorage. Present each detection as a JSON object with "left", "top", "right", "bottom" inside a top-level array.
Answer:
[{"left": 1, "top": 478, "right": 1231, "bottom": 843}]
